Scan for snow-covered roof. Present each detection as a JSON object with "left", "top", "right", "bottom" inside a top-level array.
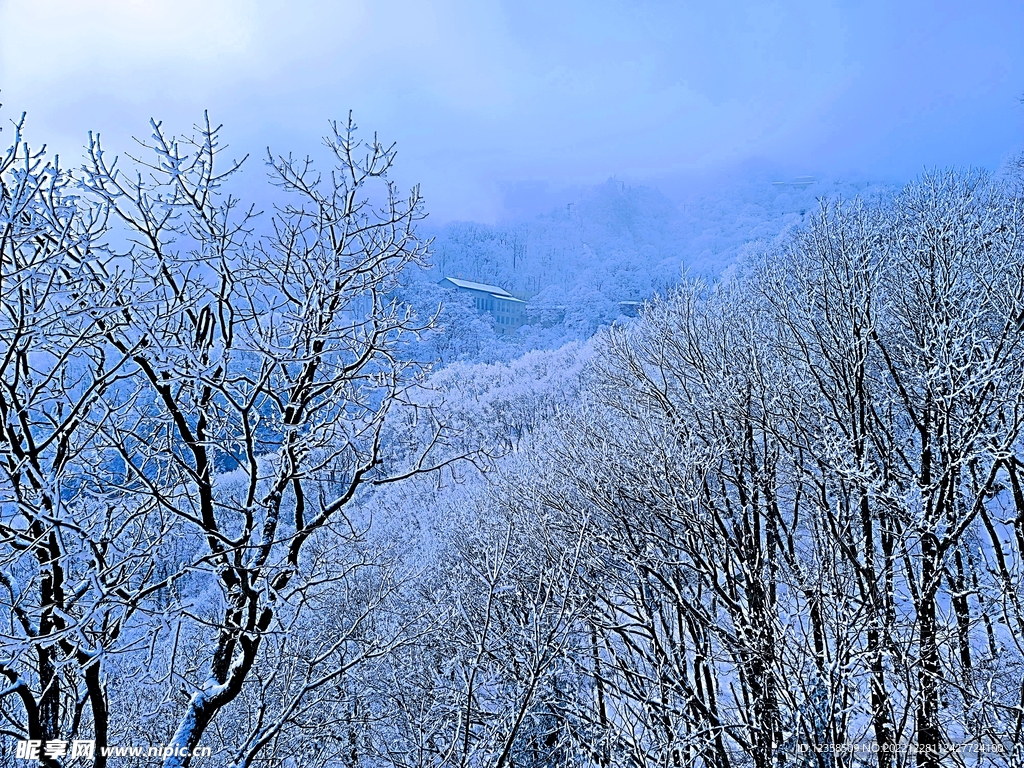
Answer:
[
  {"left": 439, "top": 277, "right": 528, "bottom": 303},
  {"left": 439, "top": 277, "right": 515, "bottom": 297}
]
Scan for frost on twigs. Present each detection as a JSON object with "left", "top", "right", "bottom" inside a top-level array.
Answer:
[{"left": 0, "top": 110, "right": 461, "bottom": 768}]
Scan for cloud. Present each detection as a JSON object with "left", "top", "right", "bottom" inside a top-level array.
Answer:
[
  {"left": 0, "top": 0, "right": 1021, "bottom": 222},
  {"left": 0, "top": 0, "right": 256, "bottom": 93}
]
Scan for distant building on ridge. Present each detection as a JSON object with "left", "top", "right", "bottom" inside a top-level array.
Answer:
[{"left": 438, "top": 277, "right": 527, "bottom": 335}]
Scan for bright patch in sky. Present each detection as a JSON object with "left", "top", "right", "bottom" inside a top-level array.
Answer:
[{"left": 0, "top": 0, "right": 1021, "bottom": 221}]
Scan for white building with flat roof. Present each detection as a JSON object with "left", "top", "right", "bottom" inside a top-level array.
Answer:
[{"left": 438, "top": 277, "right": 527, "bottom": 335}]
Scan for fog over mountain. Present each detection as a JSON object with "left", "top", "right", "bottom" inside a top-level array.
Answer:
[{"left": 2, "top": 1, "right": 1022, "bottom": 221}]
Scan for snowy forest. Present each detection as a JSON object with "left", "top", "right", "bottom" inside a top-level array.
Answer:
[{"left": 2, "top": 109, "right": 1024, "bottom": 768}]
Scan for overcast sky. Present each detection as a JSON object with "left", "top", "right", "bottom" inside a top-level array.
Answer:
[{"left": 1, "top": 0, "right": 1022, "bottom": 221}]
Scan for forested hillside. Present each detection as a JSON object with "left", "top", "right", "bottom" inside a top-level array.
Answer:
[{"left": 403, "top": 173, "right": 890, "bottom": 356}]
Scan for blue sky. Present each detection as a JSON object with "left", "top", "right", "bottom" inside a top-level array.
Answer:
[{"left": 1, "top": 0, "right": 1021, "bottom": 221}]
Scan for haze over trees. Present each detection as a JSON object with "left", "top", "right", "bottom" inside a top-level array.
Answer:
[
  {"left": 403, "top": 173, "right": 889, "bottom": 356},
  {"left": 1, "top": 110, "right": 1022, "bottom": 768}
]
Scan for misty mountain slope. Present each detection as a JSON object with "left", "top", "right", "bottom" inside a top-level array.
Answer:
[{"left": 407, "top": 174, "right": 892, "bottom": 355}]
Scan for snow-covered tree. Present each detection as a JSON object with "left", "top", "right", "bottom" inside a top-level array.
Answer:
[
  {"left": 0, "top": 112, "right": 456, "bottom": 768},
  {"left": 503, "top": 170, "right": 1024, "bottom": 768}
]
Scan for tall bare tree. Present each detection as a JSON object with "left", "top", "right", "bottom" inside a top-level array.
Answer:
[
  {"left": 0, "top": 111, "right": 454, "bottom": 768},
  {"left": 506, "top": 170, "right": 1024, "bottom": 768}
]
